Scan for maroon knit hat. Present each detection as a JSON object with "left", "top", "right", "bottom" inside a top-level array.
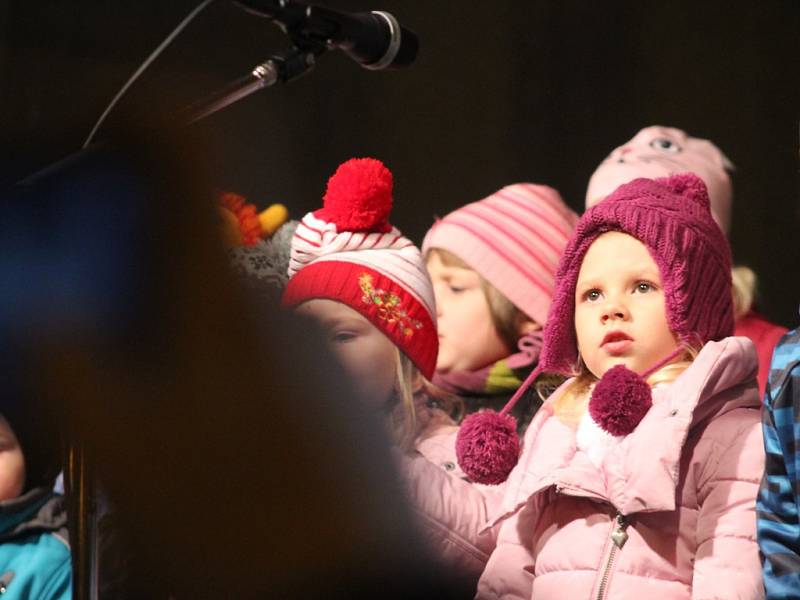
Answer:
[
  {"left": 456, "top": 172, "right": 734, "bottom": 484},
  {"left": 540, "top": 171, "right": 734, "bottom": 375}
]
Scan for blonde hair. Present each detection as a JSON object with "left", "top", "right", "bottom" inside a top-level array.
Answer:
[
  {"left": 428, "top": 248, "right": 532, "bottom": 348},
  {"left": 552, "top": 344, "right": 699, "bottom": 427},
  {"left": 731, "top": 265, "right": 757, "bottom": 320},
  {"left": 389, "top": 349, "right": 463, "bottom": 451}
]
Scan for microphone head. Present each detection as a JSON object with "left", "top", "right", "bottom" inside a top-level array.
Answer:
[
  {"left": 343, "top": 11, "right": 418, "bottom": 70},
  {"left": 388, "top": 26, "right": 418, "bottom": 69}
]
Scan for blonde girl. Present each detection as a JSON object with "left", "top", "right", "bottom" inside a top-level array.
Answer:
[
  {"left": 282, "top": 157, "right": 459, "bottom": 452},
  {"left": 408, "top": 173, "right": 764, "bottom": 598}
]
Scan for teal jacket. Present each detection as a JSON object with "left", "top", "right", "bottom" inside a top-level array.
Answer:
[{"left": 0, "top": 488, "right": 71, "bottom": 599}]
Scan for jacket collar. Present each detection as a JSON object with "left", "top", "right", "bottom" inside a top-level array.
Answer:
[
  {"left": 490, "top": 336, "right": 759, "bottom": 525},
  {"left": 0, "top": 487, "right": 66, "bottom": 541}
]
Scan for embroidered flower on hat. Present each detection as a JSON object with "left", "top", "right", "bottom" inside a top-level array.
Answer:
[{"left": 359, "top": 273, "right": 423, "bottom": 337}]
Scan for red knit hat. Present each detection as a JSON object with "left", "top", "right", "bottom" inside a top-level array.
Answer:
[
  {"left": 281, "top": 158, "right": 438, "bottom": 379},
  {"left": 456, "top": 173, "right": 734, "bottom": 484}
]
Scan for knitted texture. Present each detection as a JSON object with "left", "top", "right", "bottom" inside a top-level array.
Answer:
[
  {"left": 585, "top": 125, "right": 734, "bottom": 234},
  {"left": 315, "top": 157, "right": 393, "bottom": 232},
  {"left": 422, "top": 183, "right": 577, "bottom": 326},
  {"left": 229, "top": 220, "right": 299, "bottom": 302},
  {"left": 456, "top": 410, "right": 519, "bottom": 485},
  {"left": 282, "top": 158, "right": 438, "bottom": 379},
  {"left": 540, "top": 172, "right": 734, "bottom": 376},
  {"left": 588, "top": 365, "right": 652, "bottom": 436}
]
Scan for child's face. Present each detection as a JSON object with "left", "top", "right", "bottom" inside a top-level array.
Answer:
[
  {"left": 427, "top": 252, "right": 511, "bottom": 374},
  {"left": 0, "top": 415, "right": 25, "bottom": 501},
  {"left": 574, "top": 232, "right": 680, "bottom": 379},
  {"left": 296, "top": 299, "right": 398, "bottom": 409}
]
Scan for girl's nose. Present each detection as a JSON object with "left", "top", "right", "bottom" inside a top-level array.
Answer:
[{"left": 601, "top": 300, "right": 629, "bottom": 323}]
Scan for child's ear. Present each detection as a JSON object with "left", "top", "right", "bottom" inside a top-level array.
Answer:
[{"left": 517, "top": 318, "right": 542, "bottom": 336}]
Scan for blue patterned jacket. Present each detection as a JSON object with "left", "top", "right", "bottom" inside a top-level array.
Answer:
[{"left": 758, "top": 327, "right": 800, "bottom": 598}]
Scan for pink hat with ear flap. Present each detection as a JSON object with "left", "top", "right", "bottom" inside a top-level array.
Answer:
[
  {"left": 457, "top": 172, "right": 734, "bottom": 485},
  {"left": 585, "top": 126, "right": 735, "bottom": 235}
]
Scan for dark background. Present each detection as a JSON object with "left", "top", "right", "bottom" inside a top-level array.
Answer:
[{"left": 2, "top": 0, "right": 798, "bottom": 326}]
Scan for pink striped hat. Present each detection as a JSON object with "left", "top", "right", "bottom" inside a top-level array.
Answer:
[
  {"left": 282, "top": 158, "right": 438, "bottom": 379},
  {"left": 422, "top": 183, "right": 578, "bottom": 327}
]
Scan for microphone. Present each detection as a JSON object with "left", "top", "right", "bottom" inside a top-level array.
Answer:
[{"left": 233, "top": 1, "right": 418, "bottom": 69}]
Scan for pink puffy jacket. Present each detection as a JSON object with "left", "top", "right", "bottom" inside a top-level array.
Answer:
[{"left": 405, "top": 337, "right": 765, "bottom": 599}]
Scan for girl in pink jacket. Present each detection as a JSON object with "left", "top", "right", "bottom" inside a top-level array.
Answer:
[{"left": 408, "top": 172, "right": 764, "bottom": 599}]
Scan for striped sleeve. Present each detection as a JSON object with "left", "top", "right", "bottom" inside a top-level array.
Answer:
[{"left": 757, "top": 328, "right": 800, "bottom": 598}]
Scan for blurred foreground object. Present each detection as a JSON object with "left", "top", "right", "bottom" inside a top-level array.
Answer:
[{"left": 3, "top": 125, "right": 466, "bottom": 598}]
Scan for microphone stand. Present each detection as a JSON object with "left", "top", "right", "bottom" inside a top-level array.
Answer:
[{"left": 177, "top": 38, "right": 327, "bottom": 125}]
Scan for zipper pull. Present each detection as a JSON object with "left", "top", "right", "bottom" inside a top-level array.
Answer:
[
  {"left": 0, "top": 570, "right": 14, "bottom": 593},
  {"left": 610, "top": 514, "right": 629, "bottom": 549}
]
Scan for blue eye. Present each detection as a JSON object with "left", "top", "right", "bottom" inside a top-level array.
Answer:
[{"left": 649, "top": 138, "right": 681, "bottom": 154}]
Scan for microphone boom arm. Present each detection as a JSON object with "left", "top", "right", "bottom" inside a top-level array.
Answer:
[{"left": 177, "top": 42, "right": 323, "bottom": 124}]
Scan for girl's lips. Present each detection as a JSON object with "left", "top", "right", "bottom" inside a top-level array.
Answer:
[{"left": 603, "top": 339, "right": 633, "bottom": 355}]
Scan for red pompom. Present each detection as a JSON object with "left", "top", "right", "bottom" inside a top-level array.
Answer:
[
  {"left": 315, "top": 157, "right": 393, "bottom": 232},
  {"left": 588, "top": 364, "right": 652, "bottom": 436},
  {"left": 456, "top": 411, "right": 520, "bottom": 485}
]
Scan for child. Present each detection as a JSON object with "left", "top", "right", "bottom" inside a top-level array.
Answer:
[
  {"left": 585, "top": 125, "right": 787, "bottom": 396},
  {"left": 0, "top": 400, "right": 70, "bottom": 598},
  {"left": 409, "top": 173, "right": 764, "bottom": 598},
  {"left": 422, "top": 184, "right": 578, "bottom": 430},
  {"left": 757, "top": 326, "right": 800, "bottom": 597},
  {"left": 281, "top": 157, "right": 460, "bottom": 453}
]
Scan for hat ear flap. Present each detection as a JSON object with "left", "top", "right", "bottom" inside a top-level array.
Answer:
[{"left": 658, "top": 172, "right": 710, "bottom": 211}]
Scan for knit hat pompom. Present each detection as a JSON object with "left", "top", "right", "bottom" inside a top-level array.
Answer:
[
  {"left": 315, "top": 158, "right": 393, "bottom": 233},
  {"left": 588, "top": 364, "right": 652, "bottom": 436},
  {"left": 658, "top": 172, "right": 710, "bottom": 209},
  {"left": 456, "top": 410, "right": 519, "bottom": 485}
]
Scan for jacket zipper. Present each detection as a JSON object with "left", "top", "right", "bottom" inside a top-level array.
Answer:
[{"left": 595, "top": 513, "right": 628, "bottom": 600}]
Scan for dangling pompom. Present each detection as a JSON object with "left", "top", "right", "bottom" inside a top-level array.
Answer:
[
  {"left": 316, "top": 157, "right": 393, "bottom": 232},
  {"left": 456, "top": 411, "right": 520, "bottom": 485},
  {"left": 588, "top": 364, "right": 652, "bottom": 436}
]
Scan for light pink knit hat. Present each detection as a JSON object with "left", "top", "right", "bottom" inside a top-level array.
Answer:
[
  {"left": 422, "top": 183, "right": 578, "bottom": 326},
  {"left": 282, "top": 158, "right": 438, "bottom": 379},
  {"left": 585, "top": 126, "right": 734, "bottom": 234}
]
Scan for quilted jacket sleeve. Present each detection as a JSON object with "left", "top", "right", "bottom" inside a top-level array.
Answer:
[
  {"left": 474, "top": 497, "right": 539, "bottom": 600},
  {"left": 399, "top": 452, "right": 504, "bottom": 589},
  {"left": 692, "top": 408, "right": 764, "bottom": 600}
]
